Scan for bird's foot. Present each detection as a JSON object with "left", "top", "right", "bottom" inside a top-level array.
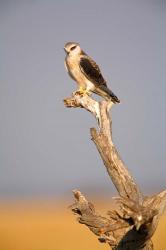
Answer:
[{"left": 73, "top": 88, "right": 90, "bottom": 97}]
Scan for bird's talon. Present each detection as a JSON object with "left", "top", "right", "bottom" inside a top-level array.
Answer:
[{"left": 73, "top": 89, "right": 89, "bottom": 97}]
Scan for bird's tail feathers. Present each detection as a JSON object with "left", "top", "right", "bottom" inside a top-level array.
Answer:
[{"left": 97, "top": 85, "right": 120, "bottom": 103}]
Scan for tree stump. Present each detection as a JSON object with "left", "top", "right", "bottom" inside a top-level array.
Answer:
[{"left": 64, "top": 93, "right": 166, "bottom": 249}]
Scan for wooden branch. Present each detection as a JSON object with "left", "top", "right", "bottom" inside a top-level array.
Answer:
[{"left": 64, "top": 93, "right": 166, "bottom": 249}]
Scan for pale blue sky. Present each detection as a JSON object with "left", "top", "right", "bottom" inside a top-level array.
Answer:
[{"left": 0, "top": 0, "right": 166, "bottom": 199}]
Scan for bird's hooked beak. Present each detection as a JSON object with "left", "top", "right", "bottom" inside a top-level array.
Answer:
[{"left": 64, "top": 47, "right": 69, "bottom": 54}]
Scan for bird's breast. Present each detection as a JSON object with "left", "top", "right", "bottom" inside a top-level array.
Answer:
[
  {"left": 66, "top": 57, "right": 81, "bottom": 78},
  {"left": 66, "top": 56, "right": 93, "bottom": 89}
]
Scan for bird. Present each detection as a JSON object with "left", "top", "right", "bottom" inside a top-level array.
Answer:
[{"left": 64, "top": 42, "right": 120, "bottom": 103}]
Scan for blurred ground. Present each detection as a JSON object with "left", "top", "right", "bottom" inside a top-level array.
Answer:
[{"left": 0, "top": 199, "right": 165, "bottom": 250}]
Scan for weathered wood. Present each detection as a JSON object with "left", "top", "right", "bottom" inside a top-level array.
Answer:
[{"left": 64, "top": 93, "right": 166, "bottom": 249}]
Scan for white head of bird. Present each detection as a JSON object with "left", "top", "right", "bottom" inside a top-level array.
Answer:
[{"left": 64, "top": 42, "right": 81, "bottom": 57}]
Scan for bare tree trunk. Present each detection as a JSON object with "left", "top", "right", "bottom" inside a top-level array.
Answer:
[{"left": 64, "top": 93, "right": 166, "bottom": 249}]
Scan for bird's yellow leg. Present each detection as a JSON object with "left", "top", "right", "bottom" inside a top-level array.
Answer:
[{"left": 73, "top": 87, "right": 91, "bottom": 96}]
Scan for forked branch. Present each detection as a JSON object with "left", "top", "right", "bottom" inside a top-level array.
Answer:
[{"left": 64, "top": 93, "right": 166, "bottom": 249}]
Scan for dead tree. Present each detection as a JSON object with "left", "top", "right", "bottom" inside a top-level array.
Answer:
[{"left": 64, "top": 92, "right": 166, "bottom": 249}]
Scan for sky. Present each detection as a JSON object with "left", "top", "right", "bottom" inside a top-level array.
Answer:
[{"left": 0, "top": 0, "right": 166, "bottom": 199}]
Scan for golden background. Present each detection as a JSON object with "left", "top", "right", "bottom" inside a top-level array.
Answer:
[{"left": 0, "top": 200, "right": 165, "bottom": 250}]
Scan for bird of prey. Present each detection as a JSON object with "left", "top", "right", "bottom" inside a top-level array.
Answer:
[{"left": 64, "top": 42, "right": 120, "bottom": 103}]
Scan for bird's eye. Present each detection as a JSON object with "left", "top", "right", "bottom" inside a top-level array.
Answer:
[{"left": 70, "top": 45, "right": 77, "bottom": 51}]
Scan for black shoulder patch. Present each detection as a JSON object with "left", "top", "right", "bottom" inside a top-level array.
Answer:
[{"left": 79, "top": 57, "right": 106, "bottom": 86}]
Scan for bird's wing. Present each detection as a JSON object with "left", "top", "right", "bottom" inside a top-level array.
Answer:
[{"left": 79, "top": 56, "right": 107, "bottom": 86}]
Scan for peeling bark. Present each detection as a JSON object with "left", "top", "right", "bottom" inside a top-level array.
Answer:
[{"left": 64, "top": 93, "right": 166, "bottom": 249}]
